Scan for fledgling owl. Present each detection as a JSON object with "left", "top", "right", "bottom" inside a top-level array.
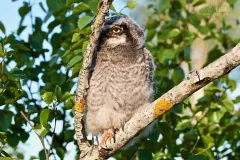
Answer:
[{"left": 86, "top": 16, "right": 155, "bottom": 145}]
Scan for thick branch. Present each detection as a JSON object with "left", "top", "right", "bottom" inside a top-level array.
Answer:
[
  {"left": 74, "top": 0, "right": 113, "bottom": 159},
  {"left": 88, "top": 43, "right": 240, "bottom": 159}
]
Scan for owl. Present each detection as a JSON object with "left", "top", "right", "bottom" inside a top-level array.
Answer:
[{"left": 86, "top": 16, "right": 155, "bottom": 146}]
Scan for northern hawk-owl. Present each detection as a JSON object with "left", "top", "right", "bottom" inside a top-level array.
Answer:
[{"left": 86, "top": 16, "right": 155, "bottom": 144}]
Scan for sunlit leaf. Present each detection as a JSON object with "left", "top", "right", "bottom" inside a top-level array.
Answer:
[
  {"left": 66, "top": 56, "right": 82, "bottom": 69},
  {"left": 33, "top": 124, "right": 49, "bottom": 136},
  {"left": 169, "top": 28, "right": 180, "bottom": 38},
  {"left": 73, "top": 3, "right": 90, "bottom": 14},
  {"left": 126, "top": 0, "right": 138, "bottom": 10},
  {"left": 41, "top": 92, "right": 56, "bottom": 104},
  {"left": 77, "top": 16, "right": 93, "bottom": 30},
  {"left": 40, "top": 109, "right": 50, "bottom": 128}
]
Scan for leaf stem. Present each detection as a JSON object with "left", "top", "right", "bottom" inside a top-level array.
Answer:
[{"left": 20, "top": 111, "right": 49, "bottom": 159}]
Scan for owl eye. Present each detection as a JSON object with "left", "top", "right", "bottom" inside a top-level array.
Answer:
[{"left": 111, "top": 27, "right": 123, "bottom": 34}]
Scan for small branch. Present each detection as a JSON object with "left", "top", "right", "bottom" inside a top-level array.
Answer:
[
  {"left": 47, "top": 109, "right": 57, "bottom": 158},
  {"left": 74, "top": 0, "right": 113, "bottom": 159},
  {"left": 20, "top": 111, "right": 48, "bottom": 159},
  {"left": 190, "top": 136, "right": 200, "bottom": 154}
]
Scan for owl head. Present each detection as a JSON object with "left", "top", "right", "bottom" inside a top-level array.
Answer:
[{"left": 98, "top": 16, "right": 145, "bottom": 50}]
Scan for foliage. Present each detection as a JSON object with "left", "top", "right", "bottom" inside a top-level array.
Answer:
[{"left": 0, "top": 0, "right": 240, "bottom": 159}]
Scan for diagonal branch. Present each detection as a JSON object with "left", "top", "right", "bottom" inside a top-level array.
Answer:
[
  {"left": 98, "top": 43, "right": 240, "bottom": 158},
  {"left": 74, "top": 0, "right": 113, "bottom": 159},
  {"left": 84, "top": 43, "right": 240, "bottom": 159}
]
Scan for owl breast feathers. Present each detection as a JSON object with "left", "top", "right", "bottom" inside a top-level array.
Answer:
[{"left": 86, "top": 16, "right": 155, "bottom": 135}]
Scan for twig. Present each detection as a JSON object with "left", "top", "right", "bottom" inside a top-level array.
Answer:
[
  {"left": 190, "top": 136, "right": 200, "bottom": 154},
  {"left": 20, "top": 111, "right": 48, "bottom": 159},
  {"left": 47, "top": 109, "right": 57, "bottom": 158}
]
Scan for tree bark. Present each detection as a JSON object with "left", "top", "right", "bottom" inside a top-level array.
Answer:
[{"left": 74, "top": 0, "right": 113, "bottom": 159}]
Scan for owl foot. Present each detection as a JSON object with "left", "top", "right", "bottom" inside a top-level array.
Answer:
[{"left": 99, "top": 129, "right": 115, "bottom": 149}]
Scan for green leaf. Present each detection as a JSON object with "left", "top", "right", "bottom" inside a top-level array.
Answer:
[
  {"left": 126, "top": 0, "right": 139, "bottom": 10},
  {"left": 188, "top": 155, "right": 208, "bottom": 160},
  {"left": 17, "top": 26, "right": 27, "bottom": 35},
  {"left": 228, "top": 79, "right": 236, "bottom": 91},
  {"left": 11, "top": 44, "right": 30, "bottom": 51},
  {"left": 176, "top": 119, "right": 191, "bottom": 130},
  {"left": 172, "top": 67, "right": 185, "bottom": 84},
  {"left": 9, "top": 68, "right": 28, "bottom": 79},
  {"left": 65, "top": 97, "right": 75, "bottom": 110},
  {"left": 66, "top": 56, "right": 82, "bottom": 69},
  {"left": 72, "top": 33, "right": 80, "bottom": 42},
  {"left": 199, "top": 26, "right": 209, "bottom": 35},
  {"left": 208, "top": 108, "right": 226, "bottom": 123},
  {"left": 188, "top": 14, "right": 201, "bottom": 28},
  {"left": 77, "top": 16, "right": 93, "bottom": 30},
  {"left": 159, "top": 122, "right": 173, "bottom": 152},
  {"left": 157, "top": 0, "right": 170, "bottom": 13},
  {"left": 222, "top": 99, "right": 234, "bottom": 113},
  {"left": 62, "top": 92, "right": 73, "bottom": 101},
  {"left": 169, "top": 28, "right": 180, "bottom": 38},
  {"left": 55, "top": 85, "right": 62, "bottom": 102},
  {"left": 0, "top": 111, "right": 13, "bottom": 131},
  {"left": 201, "top": 135, "right": 214, "bottom": 148},
  {"left": 88, "top": 0, "right": 98, "bottom": 13},
  {"left": 72, "top": 63, "right": 82, "bottom": 76},
  {"left": 33, "top": 124, "right": 49, "bottom": 136},
  {"left": 73, "top": 3, "right": 90, "bottom": 14},
  {"left": 66, "top": 0, "right": 75, "bottom": 7},
  {"left": 82, "top": 41, "right": 88, "bottom": 52},
  {"left": 158, "top": 49, "right": 176, "bottom": 63},
  {"left": 235, "top": 96, "right": 240, "bottom": 103},
  {"left": 41, "top": 92, "right": 56, "bottom": 104},
  {"left": 0, "top": 43, "right": 4, "bottom": 57},
  {"left": 50, "top": 73, "right": 66, "bottom": 86},
  {"left": 40, "top": 109, "right": 50, "bottom": 128},
  {"left": 0, "top": 21, "right": 6, "bottom": 34},
  {"left": 47, "top": 0, "right": 63, "bottom": 12},
  {"left": 19, "top": 2, "right": 31, "bottom": 17},
  {"left": 0, "top": 132, "right": 7, "bottom": 144},
  {"left": 39, "top": 2, "right": 47, "bottom": 13},
  {"left": 146, "top": 29, "right": 156, "bottom": 41},
  {"left": 137, "top": 149, "right": 153, "bottom": 160}
]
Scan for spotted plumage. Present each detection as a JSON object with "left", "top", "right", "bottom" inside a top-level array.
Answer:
[{"left": 86, "top": 16, "right": 155, "bottom": 137}]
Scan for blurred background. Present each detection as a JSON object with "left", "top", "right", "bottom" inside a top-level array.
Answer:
[{"left": 0, "top": 0, "right": 240, "bottom": 159}]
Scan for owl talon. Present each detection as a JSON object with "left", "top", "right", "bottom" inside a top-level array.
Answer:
[{"left": 99, "top": 129, "right": 115, "bottom": 148}]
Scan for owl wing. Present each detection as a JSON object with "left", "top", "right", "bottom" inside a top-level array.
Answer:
[
  {"left": 143, "top": 47, "right": 155, "bottom": 101},
  {"left": 143, "top": 47, "right": 155, "bottom": 82}
]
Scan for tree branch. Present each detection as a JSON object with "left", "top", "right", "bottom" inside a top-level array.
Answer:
[
  {"left": 20, "top": 111, "right": 48, "bottom": 159},
  {"left": 74, "top": 0, "right": 113, "bottom": 159},
  {"left": 83, "top": 43, "right": 240, "bottom": 159}
]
